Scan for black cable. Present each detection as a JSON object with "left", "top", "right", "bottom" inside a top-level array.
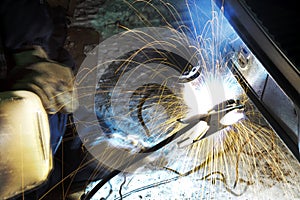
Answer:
[
  {"left": 114, "top": 175, "right": 181, "bottom": 200},
  {"left": 102, "top": 181, "right": 113, "bottom": 200},
  {"left": 118, "top": 174, "right": 127, "bottom": 200},
  {"left": 81, "top": 116, "right": 203, "bottom": 200},
  {"left": 114, "top": 169, "right": 250, "bottom": 199}
]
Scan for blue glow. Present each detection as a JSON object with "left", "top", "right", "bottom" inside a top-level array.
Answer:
[
  {"left": 93, "top": 0, "right": 246, "bottom": 152},
  {"left": 185, "top": 0, "right": 238, "bottom": 40}
]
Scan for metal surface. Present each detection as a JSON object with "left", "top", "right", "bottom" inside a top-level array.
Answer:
[
  {"left": 214, "top": 0, "right": 300, "bottom": 108},
  {"left": 215, "top": 0, "right": 300, "bottom": 160},
  {"left": 226, "top": 40, "right": 300, "bottom": 160}
]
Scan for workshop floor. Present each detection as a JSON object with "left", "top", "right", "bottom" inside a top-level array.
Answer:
[{"left": 63, "top": 0, "right": 300, "bottom": 199}]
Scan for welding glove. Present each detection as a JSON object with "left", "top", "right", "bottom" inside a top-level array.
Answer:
[{"left": 7, "top": 46, "right": 79, "bottom": 114}]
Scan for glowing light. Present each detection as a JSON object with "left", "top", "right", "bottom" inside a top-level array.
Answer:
[
  {"left": 220, "top": 109, "right": 244, "bottom": 126},
  {"left": 177, "top": 121, "right": 209, "bottom": 148}
]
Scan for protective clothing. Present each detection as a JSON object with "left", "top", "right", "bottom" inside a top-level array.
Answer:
[
  {"left": 7, "top": 46, "right": 78, "bottom": 114},
  {"left": 0, "top": 90, "right": 53, "bottom": 200},
  {"left": 0, "top": 0, "right": 83, "bottom": 199}
]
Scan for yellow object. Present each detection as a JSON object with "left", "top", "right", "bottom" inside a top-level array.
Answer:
[{"left": 0, "top": 91, "right": 53, "bottom": 199}]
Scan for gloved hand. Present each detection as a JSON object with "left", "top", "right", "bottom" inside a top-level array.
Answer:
[{"left": 7, "top": 46, "right": 79, "bottom": 114}]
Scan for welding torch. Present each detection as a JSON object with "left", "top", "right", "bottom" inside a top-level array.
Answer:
[{"left": 82, "top": 99, "right": 245, "bottom": 200}]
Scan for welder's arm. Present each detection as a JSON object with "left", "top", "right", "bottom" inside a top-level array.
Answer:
[{"left": 7, "top": 46, "right": 79, "bottom": 114}]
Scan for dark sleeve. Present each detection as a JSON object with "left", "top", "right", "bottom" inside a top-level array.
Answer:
[{"left": 0, "top": 0, "right": 53, "bottom": 52}]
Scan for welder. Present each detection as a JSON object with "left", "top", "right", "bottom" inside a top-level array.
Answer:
[{"left": 0, "top": 0, "right": 80, "bottom": 199}]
